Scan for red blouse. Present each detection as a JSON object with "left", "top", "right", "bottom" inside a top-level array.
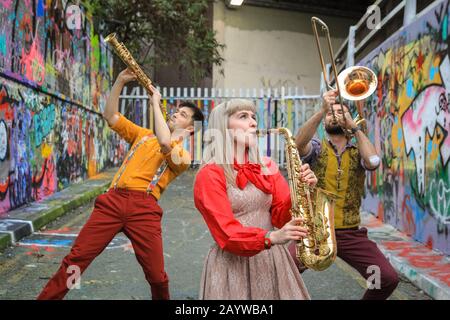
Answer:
[{"left": 193, "top": 158, "right": 292, "bottom": 257}]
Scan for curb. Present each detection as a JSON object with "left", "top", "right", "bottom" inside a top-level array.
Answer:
[
  {"left": 381, "top": 249, "right": 450, "bottom": 300},
  {"left": 0, "top": 169, "right": 116, "bottom": 252},
  {"left": 31, "top": 184, "right": 109, "bottom": 231},
  {"left": 361, "top": 211, "right": 450, "bottom": 300},
  {"left": 0, "top": 233, "right": 11, "bottom": 252}
]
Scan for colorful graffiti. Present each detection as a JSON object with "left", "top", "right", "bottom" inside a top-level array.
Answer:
[
  {"left": 360, "top": 0, "right": 450, "bottom": 254},
  {"left": 0, "top": 0, "right": 112, "bottom": 112},
  {"left": 0, "top": 2, "right": 126, "bottom": 214},
  {"left": 0, "top": 78, "right": 126, "bottom": 214}
]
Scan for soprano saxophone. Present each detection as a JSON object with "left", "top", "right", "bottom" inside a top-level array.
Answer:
[
  {"left": 104, "top": 33, "right": 167, "bottom": 120},
  {"left": 258, "top": 128, "right": 337, "bottom": 271}
]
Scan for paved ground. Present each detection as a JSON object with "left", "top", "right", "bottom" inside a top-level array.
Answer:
[{"left": 0, "top": 170, "right": 432, "bottom": 300}]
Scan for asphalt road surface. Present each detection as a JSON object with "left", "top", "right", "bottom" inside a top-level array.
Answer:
[{"left": 0, "top": 170, "right": 431, "bottom": 300}]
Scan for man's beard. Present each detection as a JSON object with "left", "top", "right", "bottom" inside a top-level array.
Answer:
[{"left": 325, "top": 123, "right": 345, "bottom": 135}]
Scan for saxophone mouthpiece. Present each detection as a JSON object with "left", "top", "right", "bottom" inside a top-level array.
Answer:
[
  {"left": 256, "top": 129, "right": 277, "bottom": 136},
  {"left": 256, "top": 129, "right": 267, "bottom": 136}
]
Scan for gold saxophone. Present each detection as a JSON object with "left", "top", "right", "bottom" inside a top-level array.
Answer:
[
  {"left": 104, "top": 33, "right": 167, "bottom": 120},
  {"left": 259, "top": 128, "right": 337, "bottom": 271}
]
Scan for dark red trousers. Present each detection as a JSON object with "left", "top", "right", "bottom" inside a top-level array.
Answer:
[
  {"left": 37, "top": 188, "right": 169, "bottom": 300},
  {"left": 289, "top": 227, "right": 399, "bottom": 300}
]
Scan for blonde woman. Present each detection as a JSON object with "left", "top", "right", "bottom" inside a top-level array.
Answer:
[{"left": 194, "top": 99, "right": 316, "bottom": 300}]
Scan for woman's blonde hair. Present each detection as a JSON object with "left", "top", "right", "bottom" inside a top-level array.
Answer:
[{"left": 200, "top": 99, "right": 264, "bottom": 185}]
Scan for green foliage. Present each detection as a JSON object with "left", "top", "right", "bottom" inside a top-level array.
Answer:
[{"left": 85, "top": 0, "right": 224, "bottom": 85}]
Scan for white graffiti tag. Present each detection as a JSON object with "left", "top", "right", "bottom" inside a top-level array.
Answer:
[
  {"left": 429, "top": 180, "right": 450, "bottom": 224},
  {"left": 401, "top": 85, "right": 450, "bottom": 194},
  {"left": 0, "top": 120, "right": 7, "bottom": 161}
]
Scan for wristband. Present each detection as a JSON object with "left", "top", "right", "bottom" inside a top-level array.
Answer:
[
  {"left": 350, "top": 126, "right": 361, "bottom": 134},
  {"left": 264, "top": 231, "right": 272, "bottom": 249}
]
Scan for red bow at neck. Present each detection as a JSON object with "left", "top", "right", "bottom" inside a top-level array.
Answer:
[{"left": 233, "top": 161, "right": 272, "bottom": 194}]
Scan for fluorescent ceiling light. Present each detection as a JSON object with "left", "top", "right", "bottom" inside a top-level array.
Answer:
[{"left": 230, "top": 0, "right": 244, "bottom": 6}]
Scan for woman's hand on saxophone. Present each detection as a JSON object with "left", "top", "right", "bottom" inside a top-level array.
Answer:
[
  {"left": 269, "top": 218, "right": 308, "bottom": 245},
  {"left": 300, "top": 163, "right": 318, "bottom": 187}
]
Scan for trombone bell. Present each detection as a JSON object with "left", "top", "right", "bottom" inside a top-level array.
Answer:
[{"left": 337, "top": 66, "right": 377, "bottom": 101}]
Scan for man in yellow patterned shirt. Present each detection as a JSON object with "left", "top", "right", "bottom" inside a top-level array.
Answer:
[
  {"left": 37, "top": 69, "right": 204, "bottom": 300},
  {"left": 293, "top": 89, "right": 399, "bottom": 300}
]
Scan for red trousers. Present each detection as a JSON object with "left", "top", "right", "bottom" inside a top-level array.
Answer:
[
  {"left": 37, "top": 188, "right": 169, "bottom": 300},
  {"left": 289, "top": 227, "right": 399, "bottom": 300}
]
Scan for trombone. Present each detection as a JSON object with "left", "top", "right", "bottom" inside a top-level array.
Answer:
[{"left": 311, "top": 17, "right": 377, "bottom": 134}]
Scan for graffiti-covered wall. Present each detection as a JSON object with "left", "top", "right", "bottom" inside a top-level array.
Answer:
[
  {"left": 0, "top": 0, "right": 112, "bottom": 111},
  {"left": 360, "top": 0, "right": 450, "bottom": 255},
  {"left": 0, "top": 1, "right": 126, "bottom": 215}
]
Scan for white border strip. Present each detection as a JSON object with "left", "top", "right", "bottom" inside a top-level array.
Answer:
[
  {"left": 4, "top": 219, "right": 35, "bottom": 233},
  {"left": 0, "top": 231, "right": 15, "bottom": 244}
]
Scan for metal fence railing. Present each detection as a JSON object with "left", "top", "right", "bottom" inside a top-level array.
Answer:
[{"left": 120, "top": 86, "right": 322, "bottom": 167}]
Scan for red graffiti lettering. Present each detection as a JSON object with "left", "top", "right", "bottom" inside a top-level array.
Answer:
[{"left": 429, "top": 265, "right": 450, "bottom": 286}]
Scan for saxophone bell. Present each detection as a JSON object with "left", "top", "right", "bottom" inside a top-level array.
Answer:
[
  {"left": 104, "top": 33, "right": 167, "bottom": 120},
  {"left": 104, "top": 32, "right": 117, "bottom": 43}
]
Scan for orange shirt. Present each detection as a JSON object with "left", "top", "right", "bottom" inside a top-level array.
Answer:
[{"left": 109, "top": 112, "right": 191, "bottom": 200}]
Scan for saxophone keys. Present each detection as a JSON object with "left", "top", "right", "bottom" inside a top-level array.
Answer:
[{"left": 320, "top": 246, "right": 331, "bottom": 255}]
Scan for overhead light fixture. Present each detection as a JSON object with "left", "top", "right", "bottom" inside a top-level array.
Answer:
[{"left": 229, "top": 0, "right": 244, "bottom": 6}]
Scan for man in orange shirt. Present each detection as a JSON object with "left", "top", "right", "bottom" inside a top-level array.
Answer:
[{"left": 37, "top": 69, "right": 204, "bottom": 300}]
